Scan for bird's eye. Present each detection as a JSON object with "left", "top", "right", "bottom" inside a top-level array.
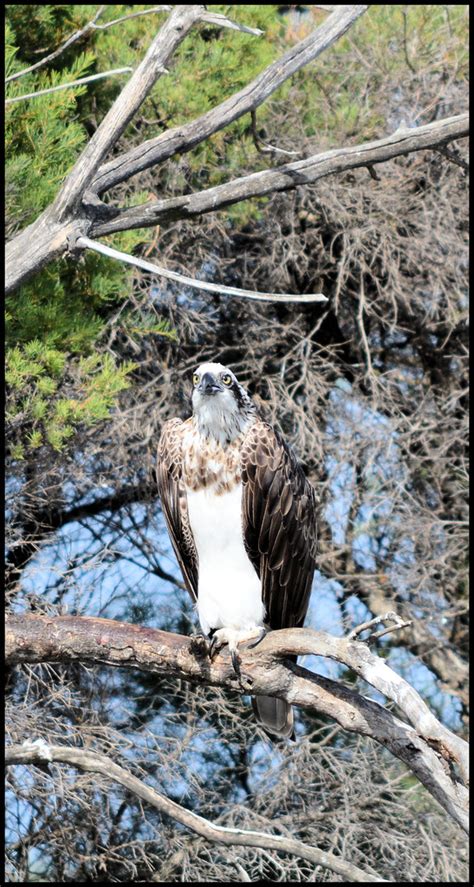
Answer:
[
  {"left": 193, "top": 373, "right": 200, "bottom": 386},
  {"left": 221, "top": 374, "right": 232, "bottom": 386}
]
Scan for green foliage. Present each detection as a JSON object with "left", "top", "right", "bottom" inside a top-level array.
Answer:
[
  {"left": 6, "top": 342, "right": 135, "bottom": 457},
  {"left": 286, "top": 5, "right": 468, "bottom": 141},
  {"left": 4, "top": 8, "right": 172, "bottom": 458}
]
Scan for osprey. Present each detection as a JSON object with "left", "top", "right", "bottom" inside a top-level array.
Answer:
[{"left": 156, "top": 362, "right": 317, "bottom": 738}]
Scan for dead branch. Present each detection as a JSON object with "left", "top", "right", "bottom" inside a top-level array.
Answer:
[
  {"left": 5, "top": 741, "right": 385, "bottom": 882},
  {"left": 5, "top": 68, "right": 133, "bottom": 104},
  {"left": 75, "top": 235, "right": 327, "bottom": 303},
  {"left": 6, "top": 613, "right": 468, "bottom": 834},
  {"left": 5, "top": 5, "right": 107, "bottom": 83},
  {"left": 5, "top": 4, "right": 207, "bottom": 294},
  {"left": 90, "top": 5, "right": 368, "bottom": 196},
  {"left": 52, "top": 5, "right": 204, "bottom": 221},
  {"left": 89, "top": 112, "right": 469, "bottom": 236}
]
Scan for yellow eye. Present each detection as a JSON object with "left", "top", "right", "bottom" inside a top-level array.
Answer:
[
  {"left": 193, "top": 373, "right": 200, "bottom": 386},
  {"left": 221, "top": 374, "right": 232, "bottom": 386}
]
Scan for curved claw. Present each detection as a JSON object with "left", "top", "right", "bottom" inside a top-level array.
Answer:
[
  {"left": 230, "top": 648, "right": 241, "bottom": 677},
  {"left": 208, "top": 632, "right": 221, "bottom": 661},
  {"left": 247, "top": 627, "right": 268, "bottom": 649}
]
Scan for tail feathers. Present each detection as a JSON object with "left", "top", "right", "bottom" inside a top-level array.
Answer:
[{"left": 252, "top": 695, "right": 294, "bottom": 740}]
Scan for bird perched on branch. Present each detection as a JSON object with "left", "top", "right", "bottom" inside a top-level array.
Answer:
[{"left": 156, "top": 362, "right": 317, "bottom": 738}]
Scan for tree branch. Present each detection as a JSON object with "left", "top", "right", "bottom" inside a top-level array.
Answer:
[
  {"left": 90, "top": 5, "right": 368, "bottom": 196},
  {"left": 5, "top": 5, "right": 107, "bottom": 83},
  {"left": 76, "top": 235, "right": 327, "bottom": 303},
  {"left": 4, "top": 3, "right": 266, "bottom": 294},
  {"left": 5, "top": 68, "right": 133, "bottom": 105},
  {"left": 52, "top": 4, "right": 205, "bottom": 220},
  {"left": 6, "top": 614, "right": 468, "bottom": 834},
  {"left": 5, "top": 741, "right": 385, "bottom": 882},
  {"left": 90, "top": 113, "right": 469, "bottom": 236}
]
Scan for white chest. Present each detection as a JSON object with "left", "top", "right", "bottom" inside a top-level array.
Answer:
[{"left": 185, "top": 482, "right": 264, "bottom": 635}]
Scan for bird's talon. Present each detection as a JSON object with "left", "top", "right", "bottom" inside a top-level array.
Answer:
[
  {"left": 230, "top": 649, "right": 241, "bottom": 677},
  {"left": 208, "top": 635, "right": 219, "bottom": 660},
  {"left": 247, "top": 628, "right": 268, "bottom": 649}
]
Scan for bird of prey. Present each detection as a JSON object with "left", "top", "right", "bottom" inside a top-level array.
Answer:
[{"left": 156, "top": 362, "right": 317, "bottom": 738}]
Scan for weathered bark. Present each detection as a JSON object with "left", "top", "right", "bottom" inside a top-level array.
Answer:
[
  {"left": 5, "top": 3, "right": 206, "bottom": 294},
  {"left": 90, "top": 113, "right": 470, "bottom": 235},
  {"left": 5, "top": 3, "right": 469, "bottom": 297},
  {"left": 90, "top": 4, "right": 369, "bottom": 195},
  {"left": 6, "top": 613, "right": 469, "bottom": 834},
  {"left": 5, "top": 6, "right": 369, "bottom": 294}
]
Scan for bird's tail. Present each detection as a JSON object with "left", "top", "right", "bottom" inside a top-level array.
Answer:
[{"left": 252, "top": 695, "right": 294, "bottom": 740}]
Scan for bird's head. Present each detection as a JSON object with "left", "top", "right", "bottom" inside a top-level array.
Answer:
[{"left": 191, "top": 362, "right": 256, "bottom": 444}]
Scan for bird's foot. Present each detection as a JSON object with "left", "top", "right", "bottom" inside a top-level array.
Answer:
[{"left": 208, "top": 627, "right": 263, "bottom": 690}]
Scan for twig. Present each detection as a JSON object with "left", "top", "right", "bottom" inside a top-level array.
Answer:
[
  {"left": 348, "top": 610, "right": 406, "bottom": 640},
  {"left": 75, "top": 235, "right": 328, "bottom": 304},
  {"left": 251, "top": 109, "right": 300, "bottom": 157},
  {"left": 5, "top": 6, "right": 106, "bottom": 84},
  {"left": 435, "top": 145, "right": 469, "bottom": 171},
  {"left": 366, "top": 164, "right": 380, "bottom": 180},
  {"left": 6, "top": 742, "right": 385, "bottom": 882},
  {"left": 90, "top": 6, "right": 172, "bottom": 31},
  {"left": 356, "top": 276, "right": 374, "bottom": 378},
  {"left": 402, "top": 8, "right": 417, "bottom": 74},
  {"left": 199, "top": 11, "right": 264, "bottom": 37},
  {"left": 369, "top": 620, "right": 412, "bottom": 641},
  {"left": 5, "top": 68, "right": 133, "bottom": 105}
]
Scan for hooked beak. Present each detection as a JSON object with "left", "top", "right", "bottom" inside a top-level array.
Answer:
[{"left": 199, "top": 372, "right": 222, "bottom": 396}]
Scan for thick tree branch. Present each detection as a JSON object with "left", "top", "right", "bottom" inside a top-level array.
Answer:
[
  {"left": 5, "top": 741, "right": 384, "bottom": 882},
  {"left": 6, "top": 614, "right": 468, "bottom": 834},
  {"left": 52, "top": 4, "right": 204, "bottom": 220},
  {"left": 90, "top": 5, "right": 368, "bottom": 195},
  {"left": 4, "top": 3, "right": 266, "bottom": 294},
  {"left": 90, "top": 113, "right": 469, "bottom": 236}
]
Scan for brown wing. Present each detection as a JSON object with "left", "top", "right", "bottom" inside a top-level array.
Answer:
[
  {"left": 156, "top": 418, "right": 198, "bottom": 601},
  {"left": 241, "top": 420, "right": 317, "bottom": 630}
]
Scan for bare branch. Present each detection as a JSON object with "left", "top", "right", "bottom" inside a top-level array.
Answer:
[
  {"left": 434, "top": 145, "right": 469, "bottom": 170},
  {"left": 348, "top": 610, "right": 408, "bottom": 639},
  {"left": 5, "top": 6, "right": 106, "bottom": 84},
  {"left": 90, "top": 113, "right": 469, "bottom": 236},
  {"left": 250, "top": 109, "right": 300, "bottom": 157},
  {"left": 90, "top": 6, "right": 172, "bottom": 31},
  {"left": 91, "top": 5, "right": 368, "bottom": 195},
  {"left": 53, "top": 5, "right": 206, "bottom": 221},
  {"left": 5, "top": 741, "right": 385, "bottom": 882},
  {"left": 75, "top": 235, "right": 328, "bottom": 304},
  {"left": 199, "top": 11, "right": 264, "bottom": 37},
  {"left": 5, "top": 68, "right": 133, "bottom": 105},
  {"left": 6, "top": 614, "right": 468, "bottom": 833},
  {"left": 5, "top": 6, "right": 366, "bottom": 293}
]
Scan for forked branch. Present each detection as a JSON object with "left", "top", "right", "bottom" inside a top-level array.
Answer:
[{"left": 6, "top": 613, "right": 468, "bottom": 834}]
